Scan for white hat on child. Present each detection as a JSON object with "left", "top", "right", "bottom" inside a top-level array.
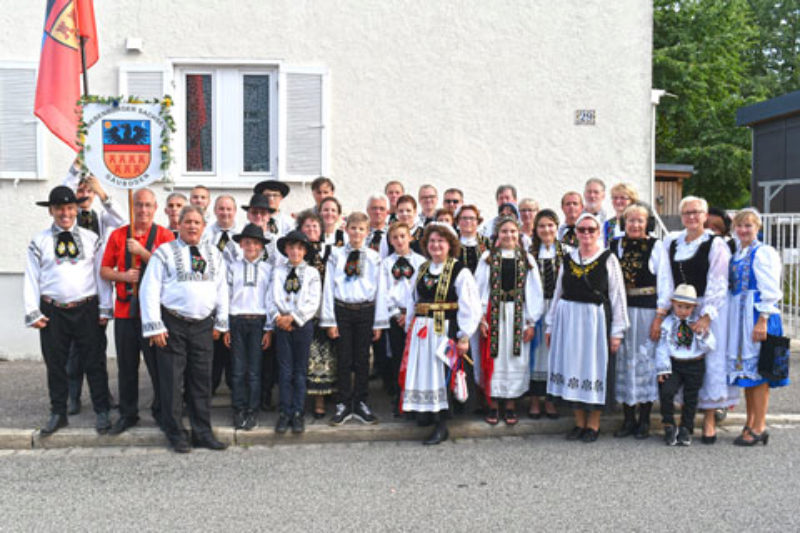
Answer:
[{"left": 671, "top": 284, "right": 698, "bottom": 304}]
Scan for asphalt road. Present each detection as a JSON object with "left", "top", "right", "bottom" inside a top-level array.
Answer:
[{"left": 2, "top": 426, "right": 799, "bottom": 531}]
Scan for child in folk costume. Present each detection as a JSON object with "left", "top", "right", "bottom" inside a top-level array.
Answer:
[
  {"left": 321, "top": 212, "right": 388, "bottom": 426},
  {"left": 268, "top": 230, "right": 322, "bottom": 434},
  {"left": 401, "top": 223, "right": 482, "bottom": 444},
  {"left": 296, "top": 210, "right": 338, "bottom": 419},
  {"left": 528, "top": 209, "right": 566, "bottom": 419},
  {"left": 610, "top": 203, "right": 671, "bottom": 439},
  {"left": 476, "top": 217, "right": 544, "bottom": 425},
  {"left": 383, "top": 195, "right": 425, "bottom": 256},
  {"left": 224, "top": 224, "right": 274, "bottom": 431},
  {"left": 379, "top": 222, "right": 426, "bottom": 415},
  {"left": 656, "top": 284, "right": 716, "bottom": 446}
]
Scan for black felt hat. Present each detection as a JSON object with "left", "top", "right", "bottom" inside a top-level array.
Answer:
[
  {"left": 36, "top": 185, "right": 88, "bottom": 207},
  {"left": 241, "top": 193, "right": 276, "bottom": 213},
  {"left": 233, "top": 223, "right": 269, "bottom": 245},
  {"left": 277, "top": 230, "right": 312, "bottom": 257},
  {"left": 253, "top": 180, "right": 289, "bottom": 198}
]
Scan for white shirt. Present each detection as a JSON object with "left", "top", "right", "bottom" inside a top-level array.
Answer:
[
  {"left": 227, "top": 256, "right": 272, "bottom": 317},
  {"left": 202, "top": 221, "right": 239, "bottom": 252},
  {"left": 267, "top": 262, "right": 322, "bottom": 329},
  {"left": 63, "top": 166, "right": 127, "bottom": 242},
  {"left": 271, "top": 211, "right": 295, "bottom": 237},
  {"left": 474, "top": 249, "right": 545, "bottom": 328},
  {"left": 655, "top": 314, "right": 716, "bottom": 374},
  {"left": 320, "top": 244, "right": 388, "bottom": 329},
  {"left": 140, "top": 239, "right": 229, "bottom": 337},
  {"left": 661, "top": 230, "right": 731, "bottom": 319},
  {"left": 379, "top": 251, "right": 427, "bottom": 318},
  {"left": 24, "top": 224, "right": 113, "bottom": 326}
]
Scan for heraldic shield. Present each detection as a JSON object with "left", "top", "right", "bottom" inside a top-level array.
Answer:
[{"left": 103, "top": 119, "right": 151, "bottom": 179}]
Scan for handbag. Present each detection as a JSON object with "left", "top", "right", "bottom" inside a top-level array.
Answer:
[
  {"left": 757, "top": 334, "right": 790, "bottom": 381},
  {"left": 453, "top": 366, "right": 469, "bottom": 403}
]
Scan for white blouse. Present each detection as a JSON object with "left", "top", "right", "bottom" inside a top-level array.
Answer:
[
  {"left": 320, "top": 245, "right": 388, "bottom": 330},
  {"left": 227, "top": 256, "right": 272, "bottom": 317},
  {"left": 379, "top": 251, "right": 427, "bottom": 318},
  {"left": 267, "top": 262, "right": 322, "bottom": 329}
]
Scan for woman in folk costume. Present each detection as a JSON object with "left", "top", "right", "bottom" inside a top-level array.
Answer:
[
  {"left": 319, "top": 197, "right": 347, "bottom": 249},
  {"left": 727, "top": 208, "right": 788, "bottom": 446},
  {"left": 527, "top": 209, "right": 566, "bottom": 419},
  {"left": 659, "top": 195, "right": 733, "bottom": 444},
  {"left": 603, "top": 182, "right": 638, "bottom": 246},
  {"left": 476, "top": 217, "right": 544, "bottom": 425},
  {"left": 400, "top": 223, "right": 481, "bottom": 445},
  {"left": 546, "top": 212, "right": 628, "bottom": 443},
  {"left": 610, "top": 203, "right": 671, "bottom": 439},
  {"left": 296, "top": 210, "right": 337, "bottom": 419}
]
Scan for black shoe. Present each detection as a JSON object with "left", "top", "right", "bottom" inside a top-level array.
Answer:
[
  {"left": 95, "top": 411, "right": 112, "bottom": 434},
  {"left": 233, "top": 410, "right": 246, "bottom": 430},
  {"left": 275, "top": 413, "right": 291, "bottom": 434},
  {"left": 353, "top": 401, "right": 378, "bottom": 425},
  {"left": 676, "top": 426, "right": 692, "bottom": 446},
  {"left": 634, "top": 422, "right": 650, "bottom": 439},
  {"left": 67, "top": 397, "right": 81, "bottom": 416},
  {"left": 566, "top": 426, "right": 584, "bottom": 441},
  {"left": 581, "top": 428, "right": 599, "bottom": 443},
  {"left": 664, "top": 425, "right": 678, "bottom": 446},
  {"left": 329, "top": 403, "right": 353, "bottom": 426},
  {"left": 291, "top": 412, "right": 305, "bottom": 434},
  {"left": 423, "top": 426, "right": 449, "bottom": 445},
  {"left": 243, "top": 411, "right": 258, "bottom": 431},
  {"left": 108, "top": 416, "right": 139, "bottom": 436},
  {"left": 40, "top": 414, "right": 68, "bottom": 436},
  {"left": 613, "top": 419, "right": 637, "bottom": 438},
  {"left": 170, "top": 438, "right": 191, "bottom": 453},
  {"left": 192, "top": 434, "right": 227, "bottom": 450},
  {"left": 701, "top": 434, "right": 717, "bottom": 445}
]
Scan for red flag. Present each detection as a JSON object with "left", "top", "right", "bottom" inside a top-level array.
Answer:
[{"left": 34, "top": 0, "right": 99, "bottom": 151}]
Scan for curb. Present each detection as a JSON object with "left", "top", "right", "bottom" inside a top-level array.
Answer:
[{"left": 2, "top": 412, "right": 799, "bottom": 450}]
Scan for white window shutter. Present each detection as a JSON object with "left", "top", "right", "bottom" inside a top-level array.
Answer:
[
  {"left": 283, "top": 67, "right": 328, "bottom": 180},
  {"left": 118, "top": 65, "right": 169, "bottom": 99},
  {"left": 0, "top": 67, "right": 38, "bottom": 176}
]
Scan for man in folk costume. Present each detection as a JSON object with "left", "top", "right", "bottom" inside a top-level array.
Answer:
[
  {"left": 24, "top": 186, "right": 114, "bottom": 436},
  {"left": 140, "top": 205, "right": 229, "bottom": 453},
  {"left": 557, "top": 190, "right": 584, "bottom": 248},
  {"left": 164, "top": 192, "right": 187, "bottom": 238},
  {"left": 100, "top": 188, "right": 175, "bottom": 435},
  {"left": 254, "top": 180, "right": 294, "bottom": 237},
  {"left": 476, "top": 216, "right": 544, "bottom": 425}
]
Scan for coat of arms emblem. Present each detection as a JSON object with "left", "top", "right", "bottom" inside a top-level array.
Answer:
[{"left": 102, "top": 119, "right": 151, "bottom": 179}]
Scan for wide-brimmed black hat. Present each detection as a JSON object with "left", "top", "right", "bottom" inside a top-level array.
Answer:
[
  {"left": 36, "top": 185, "right": 88, "bottom": 207},
  {"left": 277, "top": 230, "right": 312, "bottom": 257},
  {"left": 254, "top": 180, "right": 289, "bottom": 198},
  {"left": 241, "top": 193, "right": 276, "bottom": 213},
  {"left": 233, "top": 223, "right": 269, "bottom": 245}
]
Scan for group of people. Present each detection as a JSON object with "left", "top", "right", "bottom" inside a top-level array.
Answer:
[{"left": 23, "top": 171, "right": 789, "bottom": 451}]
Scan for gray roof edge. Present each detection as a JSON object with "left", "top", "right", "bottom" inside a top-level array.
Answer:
[
  {"left": 737, "top": 90, "right": 800, "bottom": 126},
  {"left": 655, "top": 163, "right": 695, "bottom": 174}
]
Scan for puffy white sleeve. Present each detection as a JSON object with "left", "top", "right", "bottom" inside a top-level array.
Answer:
[
  {"left": 753, "top": 245, "right": 783, "bottom": 315},
  {"left": 655, "top": 321, "right": 673, "bottom": 375},
  {"left": 379, "top": 259, "right": 396, "bottom": 318},
  {"left": 100, "top": 196, "right": 127, "bottom": 233},
  {"left": 659, "top": 235, "right": 676, "bottom": 313},
  {"left": 372, "top": 255, "right": 389, "bottom": 330},
  {"left": 454, "top": 268, "right": 482, "bottom": 339},
  {"left": 474, "top": 251, "right": 491, "bottom": 307},
  {"left": 94, "top": 236, "right": 114, "bottom": 320},
  {"left": 545, "top": 264, "right": 565, "bottom": 333},
  {"left": 140, "top": 249, "right": 167, "bottom": 337},
  {"left": 651, "top": 240, "right": 673, "bottom": 311},
  {"left": 294, "top": 268, "right": 321, "bottom": 327},
  {"left": 606, "top": 253, "right": 629, "bottom": 338},
  {"left": 701, "top": 237, "right": 731, "bottom": 321},
  {"left": 523, "top": 253, "right": 544, "bottom": 326},
  {"left": 319, "top": 252, "right": 338, "bottom": 328},
  {"left": 23, "top": 238, "right": 44, "bottom": 327},
  {"left": 213, "top": 253, "right": 229, "bottom": 332}
]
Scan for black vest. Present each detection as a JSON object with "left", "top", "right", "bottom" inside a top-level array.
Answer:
[
  {"left": 417, "top": 260, "right": 465, "bottom": 338},
  {"left": 611, "top": 237, "right": 658, "bottom": 308},
  {"left": 561, "top": 250, "right": 611, "bottom": 305},
  {"left": 669, "top": 236, "right": 715, "bottom": 297}
]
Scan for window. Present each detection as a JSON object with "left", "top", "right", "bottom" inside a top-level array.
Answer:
[
  {"left": 0, "top": 63, "right": 42, "bottom": 179},
  {"left": 121, "top": 62, "right": 328, "bottom": 187}
]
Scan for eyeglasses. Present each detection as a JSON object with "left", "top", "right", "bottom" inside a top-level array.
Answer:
[
  {"left": 443, "top": 199, "right": 460, "bottom": 204},
  {"left": 576, "top": 227, "right": 598, "bottom": 234},
  {"left": 612, "top": 196, "right": 630, "bottom": 202},
  {"left": 681, "top": 210, "right": 704, "bottom": 217},
  {"left": 459, "top": 216, "right": 477, "bottom": 222}
]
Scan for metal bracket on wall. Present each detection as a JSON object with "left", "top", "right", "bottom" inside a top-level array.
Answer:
[{"left": 759, "top": 179, "right": 800, "bottom": 213}]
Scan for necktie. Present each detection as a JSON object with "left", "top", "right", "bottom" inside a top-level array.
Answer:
[
  {"left": 677, "top": 319, "right": 694, "bottom": 348},
  {"left": 369, "top": 230, "right": 383, "bottom": 252},
  {"left": 55, "top": 231, "right": 79, "bottom": 260},
  {"left": 190, "top": 245, "right": 207, "bottom": 274},
  {"left": 267, "top": 218, "right": 278, "bottom": 235},
  {"left": 392, "top": 256, "right": 414, "bottom": 280},
  {"left": 218, "top": 230, "right": 229, "bottom": 251},
  {"left": 284, "top": 267, "right": 300, "bottom": 293},
  {"left": 344, "top": 249, "right": 361, "bottom": 278},
  {"left": 563, "top": 226, "right": 577, "bottom": 247}
]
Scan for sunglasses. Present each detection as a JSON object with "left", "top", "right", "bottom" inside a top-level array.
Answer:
[
  {"left": 576, "top": 227, "right": 598, "bottom": 234},
  {"left": 443, "top": 199, "right": 460, "bottom": 204}
]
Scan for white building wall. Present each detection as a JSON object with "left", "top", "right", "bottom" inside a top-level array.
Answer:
[{"left": 0, "top": 0, "right": 652, "bottom": 358}]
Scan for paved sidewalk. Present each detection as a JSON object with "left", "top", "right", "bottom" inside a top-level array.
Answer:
[{"left": 1, "top": 341, "right": 797, "bottom": 449}]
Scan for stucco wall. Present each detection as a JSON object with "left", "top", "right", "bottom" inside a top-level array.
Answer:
[{"left": 1, "top": 0, "right": 652, "bottom": 357}]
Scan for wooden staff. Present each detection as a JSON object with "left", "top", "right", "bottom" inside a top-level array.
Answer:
[{"left": 128, "top": 188, "right": 138, "bottom": 297}]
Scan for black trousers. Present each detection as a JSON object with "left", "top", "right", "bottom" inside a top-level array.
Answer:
[
  {"left": 659, "top": 357, "right": 706, "bottom": 433},
  {"left": 114, "top": 318, "right": 160, "bottom": 421},
  {"left": 387, "top": 319, "right": 407, "bottom": 398},
  {"left": 157, "top": 311, "right": 214, "bottom": 443},
  {"left": 66, "top": 325, "right": 108, "bottom": 401},
  {"left": 211, "top": 337, "right": 232, "bottom": 393},
  {"left": 39, "top": 298, "right": 109, "bottom": 415},
  {"left": 334, "top": 302, "right": 375, "bottom": 405}
]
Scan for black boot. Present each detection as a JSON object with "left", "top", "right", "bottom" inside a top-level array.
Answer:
[
  {"left": 634, "top": 402, "right": 652, "bottom": 439},
  {"left": 613, "top": 404, "right": 637, "bottom": 438},
  {"left": 423, "top": 420, "right": 449, "bottom": 445}
]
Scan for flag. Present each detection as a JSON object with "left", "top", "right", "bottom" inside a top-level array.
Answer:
[{"left": 34, "top": 0, "right": 99, "bottom": 151}]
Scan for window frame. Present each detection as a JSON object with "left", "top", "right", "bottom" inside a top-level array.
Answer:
[{"left": 0, "top": 61, "right": 44, "bottom": 181}]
